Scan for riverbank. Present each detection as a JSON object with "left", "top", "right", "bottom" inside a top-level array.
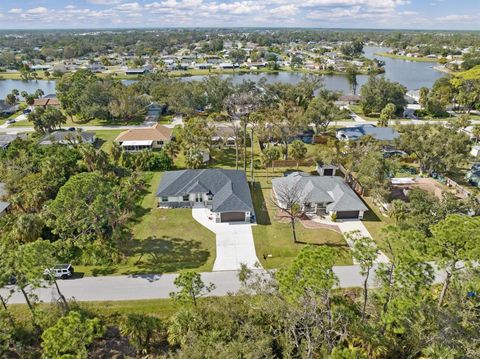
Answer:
[{"left": 374, "top": 52, "right": 439, "bottom": 63}]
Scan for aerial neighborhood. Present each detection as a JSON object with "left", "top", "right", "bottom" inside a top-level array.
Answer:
[{"left": 0, "top": 26, "right": 480, "bottom": 358}]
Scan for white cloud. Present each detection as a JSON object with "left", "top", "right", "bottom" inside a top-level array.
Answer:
[
  {"left": 435, "top": 14, "right": 477, "bottom": 22},
  {"left": 87, "top": 0, "right": 123, "bottom": 4},
  {"left": 115, "top": 2, "right": 142, "bottom": 11},
  {"left": 8, "top": 8, "right": 22, "bottom": 14},
  {"left": 25, "top": 7, "right": 49, "bottom": 15}
]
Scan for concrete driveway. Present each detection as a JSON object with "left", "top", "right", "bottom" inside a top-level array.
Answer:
[
  {"left": 337, "top": 220, "right": 390, "bottom": 263},
  {"left": 192, "top": 208, "right": 261, "bottom": 271}
]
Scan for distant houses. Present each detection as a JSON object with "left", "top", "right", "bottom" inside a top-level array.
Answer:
[
  {"left": 0, "top": 183, "right": 10, "bottom": 217},
  {"left": 33, "top": 97, "right": 60, "bottom": 109},
  {"left": 0, "top": 134, "right": 27, "bottom": 150}
]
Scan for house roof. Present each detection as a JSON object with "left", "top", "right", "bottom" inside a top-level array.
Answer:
[
  {"left": 0, "top": 100, "right": 18, "bottom": 112},
  {"left": 337, "top": 124, "right": 399, "bottom": 142},
  {"left": 39, "top": 131, "right": 95, "bottom": 145},
  {"left": 0, "top": 183, "right": 9, "bottom": 213},
  {"left": 271, "top": 172, "right": 368, "bottom": 213},
  {"left": 156, "top": 169, "right": 254, "bottom": 213},
  {"left": 115, "top": 124, "right": 172, "bottom": 143},
  {"left": 33, "top": 98, "right": 60, "bottom": 107},
  {"left": 0, "top": 134, "right": 27, "bottom": 148}
]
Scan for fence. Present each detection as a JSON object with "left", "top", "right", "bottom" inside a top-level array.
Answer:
[
  {"left": 445, "top": 176, "right": 473, "bottom": 199},
  {"left": 337, "top": 164, "right": 368, "bottom": 196},
  {"left": 272, "top": 159, "right": 315, "bottom": 168}
]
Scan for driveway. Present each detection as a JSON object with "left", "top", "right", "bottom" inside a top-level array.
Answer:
[
  {"left": 192, "top": 208, "right": 261, "bottom": 271},
  {"left": 336, "top": 220, "right": 390, "bottom": 263}
]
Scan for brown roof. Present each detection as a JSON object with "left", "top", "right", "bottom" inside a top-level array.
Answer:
[
  {"left": 115, "top": 124, "right": 172, "bottom": 143},
  {"left": 33, "top": 98, "right": 60, "bottom": 107}
]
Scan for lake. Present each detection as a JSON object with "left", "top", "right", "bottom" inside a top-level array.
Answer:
[{"left": 0, "top": 46, "right": 445, "bottom": 98}]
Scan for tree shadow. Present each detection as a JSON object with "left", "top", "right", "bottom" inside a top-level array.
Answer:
[
  {"left": 123, "top": 236, "right": 211, "bottom": 274},
  {"left": 295, "top": 240, "right": 348, "bottom": 248},
  {"left": 91, "top": 268, "right": 117, "bottom": 277},
  {"left": 213, "top": 148, "right": 237, "bottom": 168},
  {"left": 95, "top": 138, "right": 106, "bottom": 149},
  {"left": 251, "top": 184, "right": 271, "bottom": 225}
]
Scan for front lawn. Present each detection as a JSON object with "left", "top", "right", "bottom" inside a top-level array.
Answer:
[
  {"left": 77, "top": 172, "right": 216, "bottom": 276},
  {"left": 251, "top": 187, "right": 352, "bottom": 269},
  {"left": 361, "top": 197, "right": 395, "bottom": 255}
]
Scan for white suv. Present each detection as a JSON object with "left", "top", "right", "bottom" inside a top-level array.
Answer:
[{"left": 44, "top": 264, "right": 74, "bottom": 280}]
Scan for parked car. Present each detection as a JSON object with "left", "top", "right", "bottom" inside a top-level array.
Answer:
[
  {"left": 44, "top": 264, "right": 74, "bottom": 280},
  {"left": 23, "top": 109, "right": 31, "bottom": 114},
  {"left": 67, "top": 127, "right": 76, "bottom": 131},
  {"left": 6, "top": 119, "right": 16, "bottom": 124}
]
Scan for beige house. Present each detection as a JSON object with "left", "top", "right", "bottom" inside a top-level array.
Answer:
[{"left": 114, "top": 124, "right": 173, "bottom": 151}]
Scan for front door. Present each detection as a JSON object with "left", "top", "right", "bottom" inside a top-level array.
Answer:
[{"left": 196, "top": 193, "right": 203, "bottom": 202}]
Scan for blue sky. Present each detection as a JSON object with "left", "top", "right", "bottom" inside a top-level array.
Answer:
[{"left": 0, "top": 0, "right": 478, "bottom": 30}]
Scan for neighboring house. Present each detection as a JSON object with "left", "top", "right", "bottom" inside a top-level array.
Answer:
[
  {"left": 33, "top": 97, "right": 61, "bottom": 109},
  {"left": 337, "top": 94, "right": 361, "bottom": 106},
  {"left": 145, "top": 102, "right": 166, "bottom": 121},
  {"left": 125, "top": 68, "right": 149, "bottom": 75},
  {"left": 0, "top": 183, "right": 10, "bottom": 217},
  {"left": 39, "top": 130, "right": 96, "bottom": 145},
  {"left": 466, "top": 163, "right": 480, "bottom": 187},
  {"left": 156, "top": 169, "right": 254, "bottom": 223},
  {"left": 272, "top": 172, "right": 368, "bottom": 220},
  {"left": 0, "top": 100, "right": 19, "bottom": 116},
  {"left": 114, "top": 124, "right": 172, "bottom": 152},
  {"left": 316, "top": 161, "right": 338, "bottom": 176},
  {"left": 336, "top": 124, "right": 399, "bottom": 142},
  {"left": 212, "top": 126, "right": 237, "bottom": 147},
  {"left": 0, "top": 133, "right": 27, "bottom": 150}
]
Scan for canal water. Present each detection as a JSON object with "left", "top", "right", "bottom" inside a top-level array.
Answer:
[{"left": 0, "top": 46, "right": 445, "bottom": 98}]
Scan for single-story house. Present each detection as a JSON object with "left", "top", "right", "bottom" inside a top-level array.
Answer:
[
  {"left": 39, "top": 130, "right": 96, "bottom": 146},
  {"left": 114, "top": 124, "right": 172, "bottom": 152},
  {"left": 0, "top": 100, "right": 19, "bottom": 116},
  {"left": 146, "top": 102, "right": 166, "bottom": 119},
  {"left": 212, "top": 126, "right": 237, "bottom": 147},
  {"left": 125, "top": 68, "right": 149, "bottom": 75},
  {"left": 156, "top": 169, "right": 254, "bottom": 223},
  {"left": 33, "top": 97, "right": 60, "bottom": 109},
  {"left": 0, "top": 183, "right": 10, "bottom": 217},
  {"left": 336, "top": 124, "right": 399, "bottom": 142},
  {"left": 272, "top": 172, "right": 368, "bottom": 220},
  {"left": 337, "top": 94, "right": 361, "bottom": 106},
  {"left": 0, "top": 133, "right": 27, "bottom": 150}
]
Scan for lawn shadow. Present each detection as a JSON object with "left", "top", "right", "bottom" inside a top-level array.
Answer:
[
  {"left": 91, "top": 267, "right": 117, "bottom": 277},
  {"left": 95, "top": 138, "right": 106, "bottom": 149},
  {"left": 124, "top": 236, "right": 211, "bottom": 274},
  {"left": 251, "top": 184, "right": 271, "bottom": 225},
  {"left": 362, "top": 198, "right": 382, "bottom": 222},
  {"left": 71, "top": 272, "right": 85, "bottom": 279},
  {"left": 295, "top": 240, "right": 348, "bottom": 248},
  {"left": 212, "top": 148, "right": 237, "bottom": 168}
]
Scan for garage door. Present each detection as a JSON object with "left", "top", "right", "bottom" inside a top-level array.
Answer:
[
  {"left": 221, "top": 212, "right": 246, "bottom": 222},
  {"left": 336, "top": 211, "right": 359, "bottom": 219}
]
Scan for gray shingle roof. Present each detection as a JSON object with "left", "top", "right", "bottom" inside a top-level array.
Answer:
[
  {"left": 0, "top": 134, "right": 27, "bottom": 148},
  {"left": 337, "top": 124, "right": 399, "bottom": 142},
  {"left": 271, "top": 172, "right": 368, "bottom": 212},
  {"left": 156, "top": 169, "right": 253, "bottom": 213},
  {"left": 0, "top": 183, "right": 9, "bottom": 213},
  {"left": 39, "top": 131, "right": 95, "bottom": 145}
]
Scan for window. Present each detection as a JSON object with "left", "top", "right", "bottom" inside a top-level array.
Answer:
[
  {"left": 161, "top": 196, "right": 168, "bottom": 202},
  {"left": 183, "top": 195, "right": 189, "bottom": 201},
  {"left": 158, "top": 141, "right": 164, "bottom": 145}
]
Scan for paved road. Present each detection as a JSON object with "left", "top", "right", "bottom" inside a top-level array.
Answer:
[
  {"left": 1, "top": 265, "right": 449, "bottom": 304},
  {"left": 192, "top": 208, "right": 261, "bottom": 271},
  {"left": 3, "top": 119, "right": 480, "bottom": 134}
]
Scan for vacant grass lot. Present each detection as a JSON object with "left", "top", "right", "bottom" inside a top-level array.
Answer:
[
  {"left": 77, "top": 172, "right": 216, "bottom": 276},
  {"left": 362, "top": 197, "right": 395, "bottom": 255}
]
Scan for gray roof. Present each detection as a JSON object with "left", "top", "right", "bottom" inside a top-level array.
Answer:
[
  {"left": 156, "top": 169, "right": 254, "bottom": 213},
  {"left": 0, "top": 133, "right": 27, "bottom": 148},
  {"left": 0, "top": 183, "right": 9, "bottom": 213},
  {"left": 272, "top": 172, "right": 368, "bottom": 212},
  {"left": 39, "top": 131, "right": 95, "bottom": 145},
  {"left": 337, "top": 124, "right": 399, "bottom": 142}
]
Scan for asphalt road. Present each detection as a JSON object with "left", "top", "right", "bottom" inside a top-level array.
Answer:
[{"left": 1, "top": 265, "right": 448, "bottom": 304}]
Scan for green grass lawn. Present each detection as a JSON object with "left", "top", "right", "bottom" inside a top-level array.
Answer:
[
  {"left": 361, "top": 197, "right": 395, "bottom": 255},
  {"left": 76, "top": 172, "right": 216, "bottom": 276},
  {"left": 251, "top": 186, "right": 352, "bottom": 269},
  {"left": 94, "top": 129, "right": 124, "bottom": 151}
]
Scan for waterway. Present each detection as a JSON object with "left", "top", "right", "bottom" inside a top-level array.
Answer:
[{"left": 0, "top": 46, "right": 445, "bottom": 98}]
